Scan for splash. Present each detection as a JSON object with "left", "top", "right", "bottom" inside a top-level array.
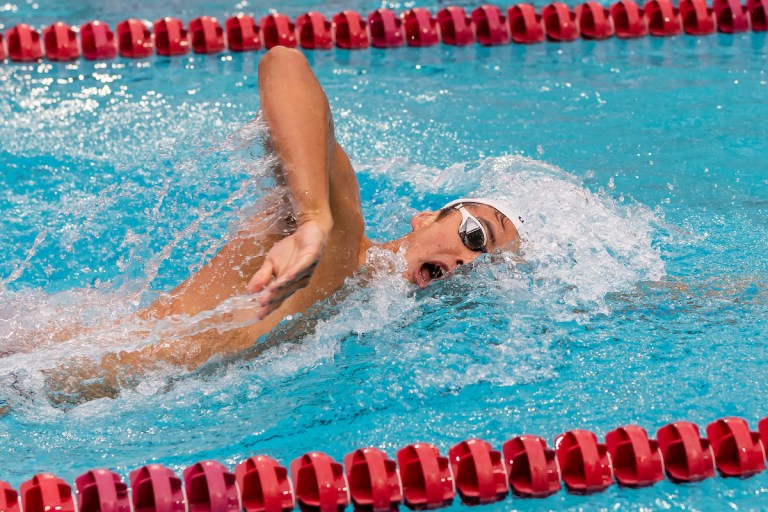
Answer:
[
  {"left": 0, "top": 115, "right": 290, "bottom": 411},
  {"left": 359, "top": 154, "right": 666, "bottom": 315},
  {"left": 0, "top": 151, "right": 665, "bottom": 416},
  {"left": 192, "top": 151, "right": 665, "bottom": 400}
]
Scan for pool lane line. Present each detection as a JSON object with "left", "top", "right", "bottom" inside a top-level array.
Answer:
[
  {"left": 1, "top": 416, "right": 767, "bottom": 511},
  {"left": 0, "top": 0, "right": 766, "bottom": 63}
]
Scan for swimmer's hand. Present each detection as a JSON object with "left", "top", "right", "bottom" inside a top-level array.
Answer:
[{"left": 247, "top": 218, "right": 332, "bottom": 319}]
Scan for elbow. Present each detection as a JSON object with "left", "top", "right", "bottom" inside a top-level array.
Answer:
[
  {"left": 259, "top": 46, "right": 307, "bottom": 75},
  {"left": 257, "top": 46, "right": 330, "bottom": 119}
]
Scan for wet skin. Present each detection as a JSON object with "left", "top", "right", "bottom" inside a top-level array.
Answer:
[
  {"left": 38, "top": 47, "right": 523, "bottom": 406},
  {"left": 381, "top": 203, "right": 522, "bottom": 288}
]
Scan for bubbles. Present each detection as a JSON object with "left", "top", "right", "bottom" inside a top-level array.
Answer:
[
  {"left": 0, "top": 114, "right": 291, "bottom": 412},
  {"left": 1, "top": 149, "right": 666, "bottom": 416},
  {"left": 211, "top": 156, "right": 663, "bottom": 408},
  {"left": 1, "top": 56, "right": 668, "bottom": 485},
  {"left": 358, "top": 154, "right": 665, "bottom": 316}
]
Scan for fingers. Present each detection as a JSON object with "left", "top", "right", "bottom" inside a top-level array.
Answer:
[
  {"left": 248, "top": 242, "right": 317, "bottom": 295},
  {"left": 258, "top": 268, "right": 312, "bottom": 308},
  {"left": 253, "top": 256, "right": 315, "bottom": 316},
  {"left": 248, "top": 260, "right": 275, "bottom": 294},
  {"left": 270, "top": 274, "right": 312, "bottom": 303},
  {"left": 248, "top": 226, "right": 327, "bottom": 319},
  {"left": 266, "top": 257, "right": 318, "bottom": 294},
  {"left": 256, "top": 274, "right": 312, "bottom": 320}
]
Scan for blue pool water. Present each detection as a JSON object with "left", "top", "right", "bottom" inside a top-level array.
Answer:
[{"left": 1, "top": 1, "right": 768, "bottom": 510}]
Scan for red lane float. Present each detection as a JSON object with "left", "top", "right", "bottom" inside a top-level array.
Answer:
[
  {"left": 235, "top": 456, "right": 293, "bottom": 512},
  {"left": 80, "top": 21, "right": 117, "bottom": 60},
  {"left": 543, "top": 3, "right": 581, "bottom": 41},
  {"left": 472, "top": 5, "right": 511, "bottom": 45},
  {"left": 576, "top": 2, "right": 616, "bottom": 39},
  {"left": 297, "top": 12, "right": 333, "bottom": 50},
  {"left": 5, "top": 5, "right": 768, "bottom": 66},
  {"left": 183, "top": 461, "right": 239, "bottom": 512},
  {"left": 43, "top": 22, "right": 79, "bottom": 61},
  {"left": 605, "top": 426, "right": 664, "bottom": 487},
  {"left": 508, "top": 4, "right": 545, "bottom": 44},
  {"left": 611, "top": 0, "right": 649, "bottom": 37},
  {"left": 332, "top": 10, "right": 369, "bottom": 49},
  {"left": 449, "top": 439, "right": 507, "bottom": 504},
  {"left": 713, "top": 0, "right": 750, "bottom": 32},
  {"left": 368, "top": 9, "right": 405, "bottom": 48},
  {"left": 706, "top": 417, "right": 766, "bottom": 477},
  {"left": 261, "top": 13, "right": 296, "bottom": 50},
  {"left": 0, "top": 481, "right": 19, "bottom": 512},
  {"left": 129, "top": 464, "right": 185, "bottom": 512},
  {"left": 344, "top": 447, "right": 401, "bottom": 511},
  {"left": 436, "top": 6, "right": 475, "bottom": 45},
  {"left": 644, "top": 0, "right": 683, "bottom": 35},
  {"left": 154, "top": 17, "right": 189, "bottom": 56},
  {"left": 7, "top": 24, "right": 43, "bottom": 62},
  {"left": 4, "top": 415, "right": 768, "bottom": 510},
  {"left": 116, "top": 19, "right": 153, "bottom": 58},
  {"left": 75, "top": 469, "right": 130, "bottom": 512},
  {"left": 748, "top": 0, "right": 768, "bottom": 30},
  {"left": 555, "top": 430, "right": 614, "bottom": 494},
  {"left": 402, "top": 8, "right": 440, "bottom": 47},
  {"left": 226, "top": 14, "right": 261, "bottom": 52},
  {"left": 20, "top": 474, "right": 74, "bottom": 512},
  {"left": 190, "top": 16, "right": 225, "bottom": 54},
  {"left": 657, "top": 422, "right": 715, "bottom": 482},
  {"left": 760, "top": 417, "right": 768, "bottom": 449},
  {"left": 680, "top": 0, "right": 716, "bottom": 34},
  {"left": 290, "top": 452, "right": 348, "bottom": 512},
  {"left": 396, "top": 443, "right": 454, "bottom": 509},
  {"left": 260, "top": 14, "right": 297, "bottom": 49},
  {"left": 502, "top": 435, "right": 561, "bottom": 498}
]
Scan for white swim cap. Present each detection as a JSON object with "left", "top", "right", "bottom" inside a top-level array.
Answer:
[{"left": 441, "top": 197, "right": 525, "bottom": 232}]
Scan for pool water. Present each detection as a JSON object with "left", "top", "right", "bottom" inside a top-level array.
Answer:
[{"left": 1, "top": 1, "right": 768, "bottom": 510}]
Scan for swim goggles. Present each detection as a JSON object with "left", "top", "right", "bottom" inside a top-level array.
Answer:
[{"left": 454, "top": 204, "right": 488, "bottom": 253}]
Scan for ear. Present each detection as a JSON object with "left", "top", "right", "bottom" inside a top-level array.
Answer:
[{"left": 411, "top": 211, "right": 437, "bottom": 231}]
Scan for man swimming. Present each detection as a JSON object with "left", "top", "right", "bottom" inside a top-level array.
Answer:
[{"left": 45, "top": 47, "right": 522, "bottom": 401}]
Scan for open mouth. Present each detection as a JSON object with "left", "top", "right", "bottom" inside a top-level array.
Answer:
[{"left": 414, "top": 261, "right": 446, "bottom": 288}]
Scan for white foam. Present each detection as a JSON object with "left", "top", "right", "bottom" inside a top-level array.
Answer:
[
  {"left": 359, "top": 154, "right": 665, "bottom": 314},
  {"left": 0, "top": 153, "right": 665, "bottom": 414}
]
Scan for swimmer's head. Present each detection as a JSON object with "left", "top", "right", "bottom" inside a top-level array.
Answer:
[{"left": 385, "top": 198, "right": 524, "bottom": 288}]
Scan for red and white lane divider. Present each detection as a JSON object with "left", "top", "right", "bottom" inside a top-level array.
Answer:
[
  {"left": 1, "top": 416, "right": 767, "bottom": 511},
  {"left": 0, "top": 0, "right": 767, "bottom": 63}
]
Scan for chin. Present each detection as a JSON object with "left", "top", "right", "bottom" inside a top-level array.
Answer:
[{"left": 402, "top": 267, "right": 421, "bottom": 288}]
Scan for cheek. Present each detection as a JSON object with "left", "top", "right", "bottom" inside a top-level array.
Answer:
[{"left": 414, "top": 228, "right": 458, "bottom": 254}]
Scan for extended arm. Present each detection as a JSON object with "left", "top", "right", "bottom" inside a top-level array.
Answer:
[
  {"left": 246, "top": 47, "right": 339, "bottom": 317},
  {"left": 43, "top": 48, "right": 361, "bottom": 404},
  {"left": 257, "top": 46, "right": 335, "bottom": 231}
]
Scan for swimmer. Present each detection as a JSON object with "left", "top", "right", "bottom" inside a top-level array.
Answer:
[{"left": 43, "top": 47, "right": 522, "bottom": 404}]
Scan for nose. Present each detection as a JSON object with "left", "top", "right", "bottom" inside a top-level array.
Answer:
[
  {"left": 454, "top": 251, "right": 480, "bottom": 269},
  {"left": 454, "top": 246, "right": 484, "bottom": 269},
  {"left": 447, "top": 239, "right": 483, "bottom": 271}
]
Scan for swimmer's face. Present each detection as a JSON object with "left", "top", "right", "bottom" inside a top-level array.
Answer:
[{"left": 401, "top": 203, "right": 521, "bottom": 288}]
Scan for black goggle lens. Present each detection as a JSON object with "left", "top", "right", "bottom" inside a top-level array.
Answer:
[{"left": 461, "top": 228, "right": 486, "bottom": 252}]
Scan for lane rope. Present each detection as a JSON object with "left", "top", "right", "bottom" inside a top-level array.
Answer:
[
  {"left": 1, "top": 1, "right": 766, "bottom": 63},
  {"left": 1, "top": 416, "right": 767, "bottom": 511},
  {"left": 2, "top": 1, "right": 767, "bottom": 510}
]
